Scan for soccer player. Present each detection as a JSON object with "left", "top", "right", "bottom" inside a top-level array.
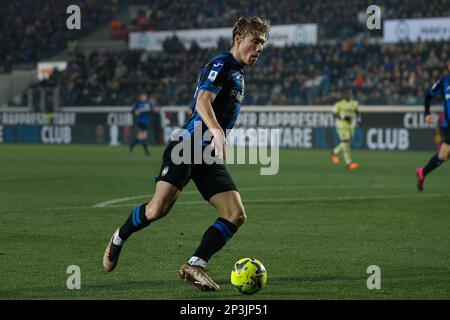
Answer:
[
  {"left": 331, "top": 90, "right": 361, "bottom": 170},
  {"left": 129, "top": 92, "right": 153, "bottom": 156},
  {"left": 416, "top": 62, "right": 450, "bottom": 191},
  {"left": 103, "top": 16, "right": 271, "bottom": 291}
]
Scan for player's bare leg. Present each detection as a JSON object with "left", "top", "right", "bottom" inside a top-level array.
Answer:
[
  {"left": 179, "top": 191, "right": 246, "bottom": 291},
  {"left": 417, "top": 142, "right": 450, "bottom": 191},
  {"left": 210, "top": 191, "right": 246, "bottom": 227},
  {"left": 103, "top": 181, "right": 180, "bottom": 272}
]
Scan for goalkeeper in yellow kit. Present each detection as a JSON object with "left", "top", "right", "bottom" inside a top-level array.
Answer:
[{"left": 331, "top": 91, "right": 361, "bottom": 170}]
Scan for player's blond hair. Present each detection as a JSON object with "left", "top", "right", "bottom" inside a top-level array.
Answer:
[{"left": 232, "top": 16, "right": 271, "bottom": 45}]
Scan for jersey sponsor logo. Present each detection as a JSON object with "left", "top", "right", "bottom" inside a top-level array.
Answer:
[
  {"left": 231, "top": 89, "right": 244, "bottom": 102},
  {"left": 208, "top": 70, "right": 218, "bottom": 81}
]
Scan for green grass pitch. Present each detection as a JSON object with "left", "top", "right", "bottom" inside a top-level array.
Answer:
[{"left": 0, "top": 144, "right": 449, "bottom": 299}]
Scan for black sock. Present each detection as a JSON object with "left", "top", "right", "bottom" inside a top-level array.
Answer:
[
  {"left": 423, "top": 154, "right": 444, "bottom": 176},
  {"left": 142, "top": 142, "right": 150, "bottom": 155},
  {"left": 118, "top": 203, "right": 151, "bottom": 241},
  {"left": 129, "top": 139, "right": 139, "bottom": 151},
  {"left": 193, "top": 217, "right": 238, "bottom": 263}
]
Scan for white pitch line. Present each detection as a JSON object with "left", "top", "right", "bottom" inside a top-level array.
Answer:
[
  {"left": 92, "top": 184, "right": 408, "bottom": 208},
  {"left": 98, "top": 193, "right": 448, "bottom": 208},
  {"left": 92, "top": 190, "right": 201, "bottom": 208},
  {"left": 0, "top": 192, "right": 445, "bottom": 214},
  {"left": 92, "top": 194, "right": 150, "bottom": 208}
]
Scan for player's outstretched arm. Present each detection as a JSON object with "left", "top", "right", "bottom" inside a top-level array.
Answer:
[
  {"left": 196, "top": 89, "right": 227, "bottom": 161},
  {"left": 424, "top": 92, "right": 434, "bottom": 119},
  {"left": 424, "top": 93, "right": 434, "bottom": 124},
  {"left": 424, "top": 79, "right": 441, "bottom": 123}
]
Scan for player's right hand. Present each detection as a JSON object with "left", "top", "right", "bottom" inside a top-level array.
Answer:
[
  {"left": 210, "top": 129, "right": 226, "bottom": 163},
  {"left": 425, "top": 114, "right": 432, "bottom": 124}
]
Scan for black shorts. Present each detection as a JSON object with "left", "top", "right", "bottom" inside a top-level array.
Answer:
[
  {"left": 440, "top": 126, "right": 450, "bottom": 144},
  {"left": 137, "top": 123, "right": 148, "bottom": 131},
  {"left": 155, "top": 141, "right": 238, "bottom": 201}
]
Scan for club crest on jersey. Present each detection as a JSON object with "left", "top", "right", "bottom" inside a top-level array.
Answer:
[{"left": 208, "top": 70, "right": 218, "bottom": 81}]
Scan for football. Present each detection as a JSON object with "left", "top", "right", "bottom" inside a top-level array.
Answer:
[{"left": 230, "top": 258, "right": 267, "bottom": 295}]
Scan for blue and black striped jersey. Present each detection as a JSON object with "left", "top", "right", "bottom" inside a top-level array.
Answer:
[
  {"left": 182, "top": 51, "right": 245, "bottom": 145},
  {"left": 425, "top": 74, "right": 450, "bottom": 128},
  {"left": 132, "top": 101, "right": 152, "bottom": 125}
]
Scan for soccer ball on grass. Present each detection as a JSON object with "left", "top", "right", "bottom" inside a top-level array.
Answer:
[{"left": 230, "top": 258, "right": 267, "bottom": 295}]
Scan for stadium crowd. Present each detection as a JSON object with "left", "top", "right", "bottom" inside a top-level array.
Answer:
[
  {"left": 2, "top": 0, "right": 449, "bottom": 73},
  {"left": 5, "top": 0, "right": 449, "bottom": 107},
  {"left": 129, "top": 0, "right": 450, "bottom": 38},
  {"left": 31, "top": 39, "right": 449, "bottom": 107},
  {"left": 0, "top": 0, "right": 119, "bottom": 72}
]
